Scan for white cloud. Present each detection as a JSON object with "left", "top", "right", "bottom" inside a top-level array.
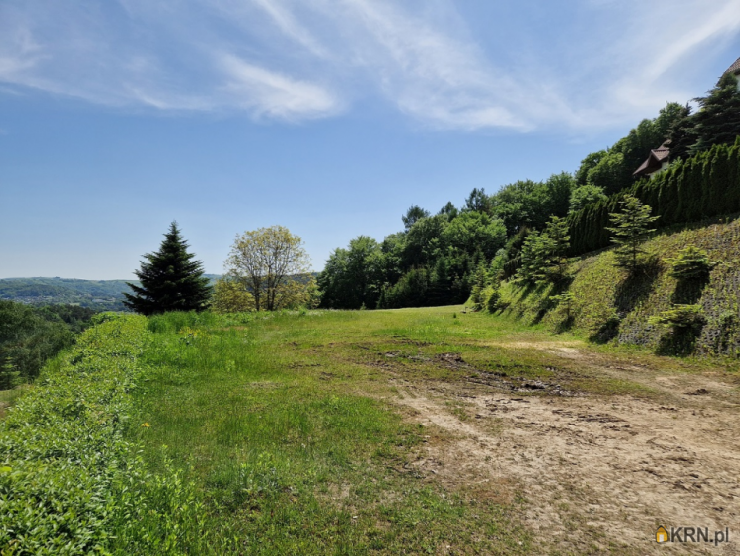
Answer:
[
  {"left": 219, "top": 54, "right": 340, "bottom": 120},
  {"left": 0, "top": 0, "right": 738, "bottom": 131}
]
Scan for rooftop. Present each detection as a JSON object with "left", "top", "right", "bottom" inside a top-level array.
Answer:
[{"left": 725, "top": 57, "right": 740, "bottom": 75}]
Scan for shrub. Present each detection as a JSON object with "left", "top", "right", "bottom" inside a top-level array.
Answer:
[
  {"left": 649, "top": 304, "right": 705, "bottom": 329},
  {"left": 0, "top": 315, "right": 201, "bottom": 554},
  {"left": 550, "top": 291, "right": 575, "bottom": 321},
  {"left": 666, "top": 246, "right": 715, "bottom": 279}
]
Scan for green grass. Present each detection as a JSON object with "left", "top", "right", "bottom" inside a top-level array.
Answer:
[
  {"left": 4, "top": 304, "right": 737, "bottom": 553},
  {"left": 131, "top": 305, "right": 736, "bottom": 553},
  {"left": 129, "top": 308, "right": 539, "bottom": 554}
]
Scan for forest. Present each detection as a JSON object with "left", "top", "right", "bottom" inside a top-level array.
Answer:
[{"left": 317, "top": 71, "right": 740, "bottom": 311}]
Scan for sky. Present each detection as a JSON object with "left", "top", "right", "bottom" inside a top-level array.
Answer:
[{"left": 1, "top": 0, "right": 739, "bottom": 280}]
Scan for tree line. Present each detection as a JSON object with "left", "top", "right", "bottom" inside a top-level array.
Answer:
[
  {"left": 318, "top": 70, "right": 740, "bottom": 308},
  {"left": 121, "top": 69, "right": 740, "bottom": 316},
  {"left": 0, "top": 302, "right": 97, "bottom": 388}
]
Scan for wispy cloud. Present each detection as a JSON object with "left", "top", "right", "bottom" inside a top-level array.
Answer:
[
  {"left": 219, "top": 54, "right": 339, "bottom": 120},
  {"left": 0, "top": 0, "right": 738, "bottom": 131}
]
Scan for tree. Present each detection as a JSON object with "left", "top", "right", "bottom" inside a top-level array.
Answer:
[
  {"left": 575, "top": 150, "right": 607, "bottom": 185},
  {"left": 441, "top": 211, "right": 507, "bottom": 261},
  {"left": 690, "top": 72, "right": 740, "bottom": 155},
  {"left": 463, "top": 188, "right": 492, "bottom": 214},
  {"left": 437, "top": 201, "right": 459, "bottom": 220},
  {"left": 606, "top": 195, "right": 660, "bottom": 271},
  {"left": 212, "top": 277, "right": 256, "bottom": 313},
  {"left": 666, "top": 104, "right": 695, "bottom": 161},
  {"left": 586, "top": 151, "right": 630, "bottom": 195},
  {"left": 317, "top": 236, "right": 384, "bottom": 309},
  {"left": 540, "top": 216, "right": 571, "bottom": 283},
  {"left": 224, "top": 226, "right": 311, "bottom": 312},
  {"left": 515, "top": 230, "right": 548, "bottom": 285},
  {"left": 569, "top": 184, "right": 607, "bottom": 214},
  {"left": 124, "top": 222, "right": 212, "bottom": 315},
  {"left": 469, "top": 262, "right": 488, "bottom": 310},
  {"left": 402, "top": 205, "right": 431, "bottom": 230},
  {"left": 542, "top": 172, "right": 576, "bottom": 217},
  {"left": 0, "top": 300, "right": 74, "bottom": 384}
]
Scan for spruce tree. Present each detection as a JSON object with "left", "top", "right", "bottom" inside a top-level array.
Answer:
[
  {"left": 690, "top": 72, "right": 740, "bottom": 155},
  {"left": 666, "top": 103, "right": 695, "bottom": 161},
  {"left": 606, "top": 195, "right": 660, "bottom": 272},
  {"left": 541, "top": 216, "right": 571, "bottom": 283},
  {"left": 124, "top": 222, "right": 212, "bottom": 315}
]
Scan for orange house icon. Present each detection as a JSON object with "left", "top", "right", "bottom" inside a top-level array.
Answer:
[{"left": 656, "top": 526, "right": 669, "bottom": 543}]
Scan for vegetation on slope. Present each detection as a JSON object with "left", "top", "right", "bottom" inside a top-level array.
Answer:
[
  {"left": 0, "top": 301, "right": 98, "bottom": 387},
  {"left": 498, "top": 215, "right": 740, "bottom": 356}
]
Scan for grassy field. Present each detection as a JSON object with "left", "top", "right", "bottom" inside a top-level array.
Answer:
[
  {"left": 124, "top": 307, "right": 739, "bottom": 554},
  {"left": 129, "top": 309, "right": 540, "bottom": 554},
  {"left": 3, "top": 306, "right": 737, "bottom": 553}
]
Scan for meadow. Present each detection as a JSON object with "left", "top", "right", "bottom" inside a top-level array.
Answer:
[
  {"left": 2, "top": 307, "right": 738, "bottom": 554},
  {"left": 129, "top": 308, "right": 539, "bottom": 555}
]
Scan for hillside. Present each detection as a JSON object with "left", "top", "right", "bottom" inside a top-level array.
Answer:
[
  {"left": 498, "top": 215, "right": 740, "bottom": 355},
  {"left": 0, "top": 275, "right": 222, "bottom": 311}
]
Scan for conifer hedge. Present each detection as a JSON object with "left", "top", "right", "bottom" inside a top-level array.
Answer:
[{"left": 568, "top": 142, "right": 740, "bottom": 256}]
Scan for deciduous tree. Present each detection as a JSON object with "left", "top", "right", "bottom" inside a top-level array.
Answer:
[{"left": 225, "top": 226, "right": 312, "bottom": 311}]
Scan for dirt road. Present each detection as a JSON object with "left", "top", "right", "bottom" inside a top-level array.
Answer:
[{"left": 384, "top": 341, "right": 740, "bottom": 555}]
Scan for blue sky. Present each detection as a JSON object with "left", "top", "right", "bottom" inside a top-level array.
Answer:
[{"left": 1, "top": 0, "right": 739, "bottom": 279}]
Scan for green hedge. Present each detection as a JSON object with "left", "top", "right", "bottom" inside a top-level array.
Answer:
[
  {"left": 0, "top": 314, "right": 148, "bottom": 553},
  {"left": 569, "top": 142, "right": 740, "bottom": 255},
  {"left": 0, "top": 314, "right": 203, "bottom": 554}
]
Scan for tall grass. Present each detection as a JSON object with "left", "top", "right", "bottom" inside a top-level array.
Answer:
[{"left": 127, "top": 309, "right": 531, "bottom": 554}]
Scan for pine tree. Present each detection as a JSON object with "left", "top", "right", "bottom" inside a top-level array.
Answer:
[
  {"left": 606, "top": 195, "right": 660, "bottom": 272},
  {"left": 541, "top": 216, "right": 571, "bottom": 283},
  {"left": 470, "top": 262, "right": 488, "bottom": 309},
  {"left": 666, "top": 103, "right": 695, "bottom": 161},
  {"left": 124, "top": 222, "right": 212, "bottom": 315},
  {"left": 515, "top": 230, "right": 548, "bottom": 285},
  {"left": 690, "top": 72, "right": 740, "bottom": 155}
]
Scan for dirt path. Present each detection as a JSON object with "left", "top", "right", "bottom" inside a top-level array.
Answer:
[{"left": 384, "top": 342, "right": 740, "bottom": 555}]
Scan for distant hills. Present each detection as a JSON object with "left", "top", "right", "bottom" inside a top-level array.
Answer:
[{"left": 0, "top": 275, "right": 221, "bottom": 311}]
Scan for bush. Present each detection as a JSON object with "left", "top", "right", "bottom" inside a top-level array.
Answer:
[
  {"left": 0, "top": 315, "right": 202, "bottom": 554},
  {"left": 666, "top": 246, "right": 715, "bottom": 279},
  {"left": 550, "top": 291, "right": 575, "bottom": 321},
  {"left": 649, "top": 304, "right": 705, "bottom": 329}
]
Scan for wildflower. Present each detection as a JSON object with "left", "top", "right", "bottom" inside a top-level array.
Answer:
[{"left": 141, "top": 422, "right": 151, "bottom": 427}]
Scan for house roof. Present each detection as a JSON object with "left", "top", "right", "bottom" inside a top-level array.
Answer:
[
  {"left": 633, "top": 142, "right": 670, "bottom": 177},
  {"left": 725, "top": 56, "right": 740, "bottom": 75}
]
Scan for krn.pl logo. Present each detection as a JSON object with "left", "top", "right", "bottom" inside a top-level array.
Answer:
[{"left": 656, "top": 526, "right": 669, "bottom": 543}]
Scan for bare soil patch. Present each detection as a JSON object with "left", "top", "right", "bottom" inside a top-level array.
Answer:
[{"left": 383, "top": 342, "right": 740, "bottom": 555}]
